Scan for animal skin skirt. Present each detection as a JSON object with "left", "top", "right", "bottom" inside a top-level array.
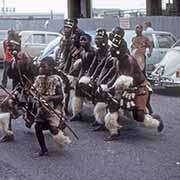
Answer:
[{"left": 134, "top": 80, "right": 149, "bottom": 112}]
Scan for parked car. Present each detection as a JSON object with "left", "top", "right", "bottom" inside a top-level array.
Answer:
[
  {"left": 148, "top": 39, "right": 180, "bottom": 90},
  {"left": 19, "top": 30, "right": 60, "bottom": 58},
  {"left": 0, "top": 30, "right": 59, "bottom": 65},
  {"left": 38, "top": 29, "right": 177, "bottom": 74}
]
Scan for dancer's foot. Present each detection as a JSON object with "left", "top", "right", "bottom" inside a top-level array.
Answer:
[
  {"left": 93, "top": 124, "right": 106, "bottom": 131},
  {"left": 38, "top": 148, "right": 48, "bottom": 156},
  {"left": 0, "top": 135, "right": 14, "bottom": 142},
  {"left": 104, "top": 134, "right": 120, "bottom": 141}
]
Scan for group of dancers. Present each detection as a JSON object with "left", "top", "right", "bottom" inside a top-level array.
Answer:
[{"left": 0, "top": 18, "right": 164, "bottom": 156}]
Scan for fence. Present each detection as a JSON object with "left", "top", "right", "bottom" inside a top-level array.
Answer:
[{"left": 0, "top": 16, "right": 179, "bottom": 38}]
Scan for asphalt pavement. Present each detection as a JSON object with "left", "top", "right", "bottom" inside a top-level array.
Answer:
[{"left": 0, "top": 71, "right": 180, "bottom": 180}]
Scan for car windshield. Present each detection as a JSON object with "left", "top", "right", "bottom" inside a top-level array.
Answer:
[
  {"left": 38, "top": 35, "right": 61, "bottom": 60},
  {"left": 159, "top": 48, "right": 180, "bottom": 76}
]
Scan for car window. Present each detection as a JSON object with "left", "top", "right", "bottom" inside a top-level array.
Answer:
[
  {"left": 47, "top": 34, "right": 59, "bottom": 43},
  {"left": 33, "top": 34, "right": 46, "bottom": 44},
  {"left": 26, "top": 35, "right": 33, "bottom": 43},
  {"left": 156, "top": 34, "right": 176, "bottom": 48}
]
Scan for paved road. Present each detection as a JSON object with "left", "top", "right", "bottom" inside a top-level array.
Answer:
[{"left": 0, "top": 74, "right": 180, "bottom": 180}]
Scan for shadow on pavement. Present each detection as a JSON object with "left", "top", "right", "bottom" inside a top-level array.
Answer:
[{"left": 154, "top": 88, "right": 180, "bottom": 97}]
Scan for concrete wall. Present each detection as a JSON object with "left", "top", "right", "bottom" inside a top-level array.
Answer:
[
  {"left": 0, "top": 16, "right": 179, "bottom": 38},
  {"left": 0, "top": 19, "right": 48, "bottom": 31}
]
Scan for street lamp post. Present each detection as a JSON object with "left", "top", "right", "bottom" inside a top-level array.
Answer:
[{"left": 2, "top": 0, "right": 5, "bottom": 14}]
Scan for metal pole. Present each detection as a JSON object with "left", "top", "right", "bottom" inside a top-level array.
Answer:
[{"left": 2, "top": 0, "right": 5, "bottom": 14}]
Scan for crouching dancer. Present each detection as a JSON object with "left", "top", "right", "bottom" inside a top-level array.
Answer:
[
  {"left": 92, "top": 27, "right": 128, "bottom": 131},
  {"left": 100, "top": 30, "right": 164, "bottom": 141},
  {"left": 70, "top": 29, "right": 111, "bottom": 122},
  {"left": 33, "top": 57, "right": 71, "bottom": 156}
]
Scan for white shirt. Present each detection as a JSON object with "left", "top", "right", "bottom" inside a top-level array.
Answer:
[{"left": 144, "top": 27, "right": 154, "bottom": 33}]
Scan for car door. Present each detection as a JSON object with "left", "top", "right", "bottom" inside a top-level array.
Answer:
[{"left": 23, "top": 33, "right": 46, "bottom": 58}]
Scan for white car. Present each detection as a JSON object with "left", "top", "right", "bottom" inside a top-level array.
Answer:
[{"left": 149, "top": 39, "right": 180, "bottom": 89}]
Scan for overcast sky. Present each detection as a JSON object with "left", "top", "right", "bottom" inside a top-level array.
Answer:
[{"left": 3, "top": 0, "right": 146, "bottom": 13}]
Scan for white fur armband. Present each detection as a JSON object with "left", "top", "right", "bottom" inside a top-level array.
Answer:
[{"left": 113, "top": 75, "right": 133, "bottom": 90}]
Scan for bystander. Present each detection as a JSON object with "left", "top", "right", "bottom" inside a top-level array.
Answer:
[
  {"left": 1, "top": 29, "right": 16, "bottom": 88},
  {"left": 143, "top": 21, "right": 154, "bottom": 32}
]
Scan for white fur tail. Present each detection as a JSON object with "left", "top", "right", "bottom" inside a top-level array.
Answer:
[
  {"left": 143, "top": 114, "right": 160, "bottom": 128},
  {"left": 0, "top": 113, "right": 13, "bottom": 136},
  {"left": 104, "top": 112, "right": 122, "bottom": 135},
  {"left": 53, "top": 130, "right": 71, "bottom": 149},
  {"left": 72, "top": 96, "right": 83, "bottom": 116},
  {"left": 93, "top": 103, "right": 107, "bottom": 124}
]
